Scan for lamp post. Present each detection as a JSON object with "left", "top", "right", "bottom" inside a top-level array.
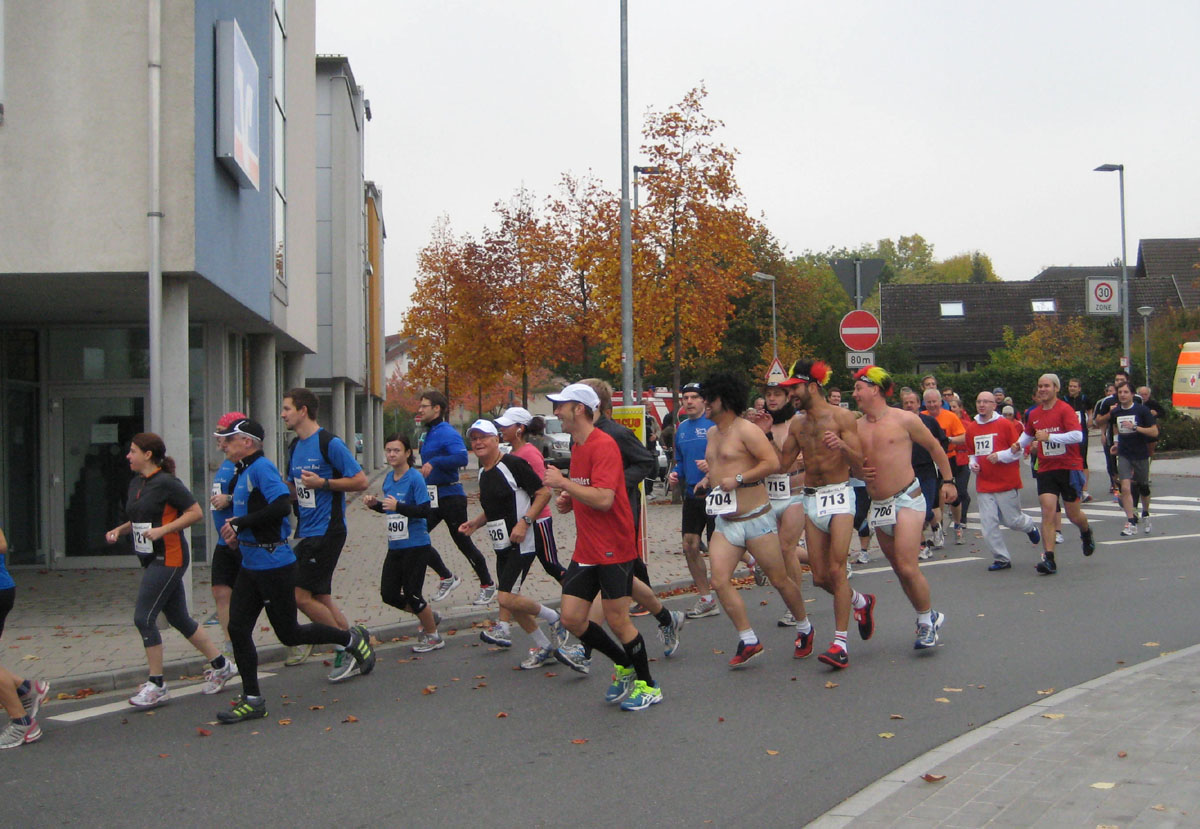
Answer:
[
  {"left": 1137, "top": 305, "right": 1153, "bottom": 387},
  {"left": 1094, "top": 163, "right": 1130, "bottom": 371},
  {"left": 619, "top": 0, "right": 633, "bottom": 399},
  {"left": 751, "top": 272, "right": 778, "bottom": 362},
  {"left": 633, "top": 165, "right": 664, "bottom": 212}
]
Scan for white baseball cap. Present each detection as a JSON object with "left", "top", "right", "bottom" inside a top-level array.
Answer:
[
  {"left": 495, "top": 407, "right": 533, "bottom": 427},
  {"left": 466, "top": 419, "right": 499, "bottom": 437},
  {"left": 547, "top": 383, "right": 601, "bottom": 410}
]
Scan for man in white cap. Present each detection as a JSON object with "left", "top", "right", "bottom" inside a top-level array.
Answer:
[{"left": 544, "top": 384, "right": 663, "bottom": 711}]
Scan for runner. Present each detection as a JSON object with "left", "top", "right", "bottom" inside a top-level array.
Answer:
[
  {"left": 695, "top": 371, "right": 813, "bottom": 668},
  {"left": 1010, "top": 374, "right": 1096, "bottom": 574},
  {"left": 774, "top": 360, "right": 876, "bottom": 670},
  {"left": 0, "top": 527, "right": 50, "bottom": 750},
  {"left": 1063, "top": 378, "right": 1093, "bottom": 501},
  {"left": 495, "top": 407, "right": 566, "bottom": 583},
  {"left": 852, "top": 366, "right": 953, "bottom": 650},
  {"left": 363, "top": 434, "right": 444, "bottom": 653},
  {"left": 1093, "top": 372, "right": 1140, "bottom": 500},
  {"left": 898, "top": 388, "right": 947, "bottom": 560},
  {"left": 415, "top": 390, "right": 495, "bottom": 605},
  {"left": 921, "top": 389, "right": 965, "bottom": 549},
  {"left": 281, "top": 387, "right": 368, "bottom": 678},
  {"left": 543, "top": 384, "right": 662, "bottom": 711},
  {"left": 945, "top": 395, "right": 973, "bottom": 544},
  {"left": 667, "top": 382, "right": 719, "bottom": 619},
  {"left": 207, "top": 410, "right": 247, "bottom": 658},
  {"left": 1108, "top": 382, "right": 1158, "bottom": 536},
  {"left": 576, "top": 381, "right": 685, "bottom": 658},
  {"left": 215, "top": 418, "right": 375, "bottom": 724},
  {"left": 965, "top": 391, "right": 1041, "bottom": 571},
  {"left": 460, "top": 420, "right": 585, "bottom": 671}
]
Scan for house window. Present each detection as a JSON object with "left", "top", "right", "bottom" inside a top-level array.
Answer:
[
  {"left": 272, "top": 2, "right": 287, "bottom": 289},
  {"left": 1031, "top": 299, "right": 1056, "bottom": 313},
  {"left": 940, "top": 301, "right": 964, "bottom": 317}
]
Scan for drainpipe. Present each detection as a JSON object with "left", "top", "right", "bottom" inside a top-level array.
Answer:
[{"left": 147, "top": 0, "right": 163, "bottom": 431}]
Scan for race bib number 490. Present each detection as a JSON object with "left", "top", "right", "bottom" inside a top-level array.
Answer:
[
  {"left": 705, "top": 488, "right": 737, "bottom": 516},
  {"left": 868, "top": 499, "right": 896, "bottom": 529},
  {"left": 387, "top": 515, "right": 409, "bottom": 542}
]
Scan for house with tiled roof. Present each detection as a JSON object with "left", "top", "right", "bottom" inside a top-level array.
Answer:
[{"left": 878, "top": 239, "right": 1200, "bottom": 372}]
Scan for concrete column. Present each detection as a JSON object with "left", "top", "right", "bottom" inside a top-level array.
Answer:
[
  {"left": 161, "top": 276, "right": 192, "bottom": 602},
  {"left": 330, "top": 378, "right": 347, "bottom": 443},
  {"left": 362, "top": 393, "right": 376, "bottom": 471},
  {"left": 283, "top": 351, "right": 306, "bottom": 393},
  {"left": 249, "top": 334, "right": 278, "bottom": 463},
  {"left": 345, "top": 387, "right": 356, "bottom": 459}
]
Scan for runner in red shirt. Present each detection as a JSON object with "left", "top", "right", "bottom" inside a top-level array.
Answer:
[
  {"left": 543, "top": 384, "right": 662, "bottom": 712},
  {"left": 1011, "top": 374, "right": 1095, "bottom": 574}
]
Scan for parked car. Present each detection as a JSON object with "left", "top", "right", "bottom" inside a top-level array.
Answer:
[{"left": 543, "top": 416, "right": 572, "bottom": 469}]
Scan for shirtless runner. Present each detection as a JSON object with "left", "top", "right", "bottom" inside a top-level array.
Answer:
[
  {"left": 696, "top": 372, "right": 814, "bottom": 668},
  {"left": 768, "top": 360, "right": 876, "bottom": 669},
  {"left": 851, "top": 366, "right": 954, "bottom": 651}
]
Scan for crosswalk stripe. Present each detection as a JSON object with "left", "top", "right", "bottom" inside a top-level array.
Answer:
[{"left": 49, "top": 671, "right": 276, "bottom": 723}]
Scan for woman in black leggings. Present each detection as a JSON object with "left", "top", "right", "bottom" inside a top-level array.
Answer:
[{"left": 105, "top": 433, "right": 232, "bottom": 709}]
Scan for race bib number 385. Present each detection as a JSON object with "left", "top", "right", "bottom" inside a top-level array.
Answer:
[{"left": 294, "top": 478, "right": 316, "bottom": 509}]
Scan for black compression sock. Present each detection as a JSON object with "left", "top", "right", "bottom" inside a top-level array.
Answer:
[
  {"left": 623, "top": 634, "right": 653, "bottom": 684},
  {"left": 578, "top": 622, "right": 627, "bottom": 667},
  {"left": 653, "top": 607, "right": 673, "bottom": 627},
  {"left": 149, "top": 675, "right": 164, "bottom": 688},
  {"left": 211, "top": 654, "right": 227, "bottom": 670}
]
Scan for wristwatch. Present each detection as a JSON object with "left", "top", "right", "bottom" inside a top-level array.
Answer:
[
  {"left": 522, "top": 515, "right": 534, "bottom": 526},
  {"left": 735, "top": 474, "right": 745, "bottom": 487}
]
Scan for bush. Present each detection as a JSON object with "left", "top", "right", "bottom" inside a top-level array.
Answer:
[{"left": 1156, "top": 415, "right": 1200, "bottom": 451}]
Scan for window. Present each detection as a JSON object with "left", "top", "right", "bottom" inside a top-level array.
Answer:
[
  {"left": 940, "top": 301, "right": 964, "bottom": 317},
  {"left": 272, "top": 2, "right": 287, "bottom": 291},
  {"left": 1031, "top": 299, "right": 1056, "bottom": 313}
]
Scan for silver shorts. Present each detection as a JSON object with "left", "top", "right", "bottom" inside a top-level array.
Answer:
[{"left": 715, "top": 506, "right": 777, "bottom": 548}]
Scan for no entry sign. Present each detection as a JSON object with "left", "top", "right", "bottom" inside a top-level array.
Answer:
[{"left": 840, "top": 310, "right": 881, "bottom": 351}]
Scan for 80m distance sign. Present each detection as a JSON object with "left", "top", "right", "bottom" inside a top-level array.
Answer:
[{"left": 847, "top": 351, "right": 875, "bottom": 368}]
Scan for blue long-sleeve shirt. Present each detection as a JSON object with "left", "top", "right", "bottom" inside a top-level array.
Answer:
[
  {"left": 673, "top": 414, "right": 714, "bottom": 497},
  {"left": 420, "top": 419, "right": 468, "bottom": 497}
]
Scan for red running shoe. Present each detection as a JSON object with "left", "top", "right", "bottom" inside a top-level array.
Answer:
[
  {"left": 728, "top": 640, "right": 763, "bottom": 668},
  {"left": 818, "top": 643, "right": 849, "bottom": 669},
  {"left": 854, "top": 593, "right": 877, "bottom": 641},
  {"left": 793, "top": 626, "right": 815, "bottom": 659}
]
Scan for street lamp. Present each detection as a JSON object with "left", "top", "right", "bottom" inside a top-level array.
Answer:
[
  {"left": 1094, "top": 163, "right": 1130, "bottom": 371},
  {"left": 633, "top": 165, "right": 664, "bottom": 212},
  {"left": 1137, "top": 305, "right": 1153, "bottom": 387},
  {"left": 752, "top": 272, "right": 778, "bottom": 362}
]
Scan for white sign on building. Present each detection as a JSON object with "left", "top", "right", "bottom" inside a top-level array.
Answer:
[{"left": 1087, "top": 276, "right": 1119, "bottom": 315}]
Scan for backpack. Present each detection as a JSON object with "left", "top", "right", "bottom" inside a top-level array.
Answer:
[{"left": 287, "top": 428, "right": 346, "bottom": 531}]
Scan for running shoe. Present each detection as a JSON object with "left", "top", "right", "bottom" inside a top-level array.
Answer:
[
  {"left": 918, "top": 542, "right": 934, "bottom": 561},
  {"left": 412, "top": 633, "right": 445, "bottom": 653},
  {"left": 1120, "top": 521, "right": 1137, "bottom": 537},
  {"left": 1081, "top": 529, "right": 1095, "bottom": 557},
  {"left": 658, "top": 610, "right": 685, "bottom": 658},
  {"left": 729, "top": 640, "right": 763, "bottom": 668},
  {"left": 473, "top": 585, "right": 498, "bottom": 606},
  {"left": 793, "top": 626, "right": 815, "bottom": 659},
  {"left": 1142, "top": 517, "right": 1152, "bottom": 534},
  {"left": 777, "top": 610, "right": 797, "bottom": 628},
  {"left": 554, "top": 644, "right": 590, "bottom": 674},
  {"left": 846, "top": 558, "right": 854, "bottom": 580},
  {"left": 202, "top": 659, "right": 237, "bottom": 695},
  {"left": 954, "top": 523, "right": 965, "bottom": 545},
  {"left": 217, "top": 696, "right": 267, "bottom": 725},
  {"left": 913, "top": 610, "right": 945, "bottom": 650},
  {"left": 19, "top": 680, "right": 50, "bottom": 720},
  {"left": 479, "top": 625, "right": 512, "bottom": 648},
  {"left": 128, "top": 681, "right": 170, "bottom": 709},
  {"left": 628, "top": 602, "right": 650, "bottom": 617},
  {"left": 1055, "top": 531, "right": 1065, "bottom": 544},
  {"left": 620, "top": 680, "right": 663, "bottom": 712},
  {"left": 605, "top": 665, "right": 637, "bottom": 702},
  {"left": 987, "top": 560, "right": 1012, "bottom": 572},
  {"left": 521, "top": 646, "right": 557, "bottom": 670},
  {"left": 549, "top": 618, "right": 570, "bottom": 649},
  {"left": 1027, "top": 526, "right": 1041, "bottom": 546},
  {"left": 753, "top": 564, "right": 768, "bottom": 586},
  {"left": 931, "top": 523, "right": 945, "bottom": 549},
  {"left": 817, "top": 643, "right": 849, "bottom": 670},
  {"left": 1036, "top": 554, "right": 1058, "bottom": 575},
  {"left": 432, "top": 575, "right": 461, "bottom": 602},
  {"left": 345, "top": 625, "right": 376, "bottom": 676},
  {"left": 854, "top": 593, "right": 876, "bottom": 641},
  {"left": 284, "top": 643, "right": 314, "bottom": 667},
  {"left": 1081, "top": 492, "right": 1094, "bottom": 503},
  {"left": 685, "top": 597, "right": 720, "bottom": 619},
  {"left": 0, "top": 718, "right": 41, "bottom": 749},
  {"left": 855, "top": 550, "right": 871, "bottom": 565}
]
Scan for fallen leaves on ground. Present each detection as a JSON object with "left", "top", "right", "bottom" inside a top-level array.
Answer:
[
  {"left": 570, "top": 738, "right": 588, "bottom": 744},
  {"left": 890, "top": 714, "right": 904, "bottom": 720},
  {"left": 766, "top": 750, "right": 779, "bottom": 756},
  {"left": 1117, "top": 751, "right": 1128, "bottom": 758},
  {"left": 422, "top": 685, "right": 437, "bottom": 695},
  {"left": 342, "top": 715, "right": 359, "bottom": 723},
  {"left": 1037, "top": 688, "right": 1055, "bottom": 695},
  {"left": 824, "top": 681, "right": 839, "bottom": 689},
  {"left": 196, "top": 727, "right": 212, "bottom": 737},
  {"left": 158, "top": 753, "right": 169, "bottom": 758},
  {"left": 878, "top": 733, "right": 895, "bottom": 739},
  {"left": 56, "top": 688, "right": 97, "bottom": 700},
  {"left": 278, "top": 719, "right": 292, "bottom": 726},
  {"left": 1143, "top": 641, "right": 1160, "bottom": 647},
  {"left": 921, "top": 774, "right": 946, "bottom": 782},
  {"left": 712, "top": 649, "right": 725, "bottom": 655},
  {"left": 1090, "top": 782, "right": 1116, "bottom": 790},
  {"left": 718, "top": 717, "right": 725, "bottom": 722},
  {"left": 934, "top": 697, "right": 950, "bottom": 703},
  {"left": 543, "top": 672, "right": 557, "bottom": 678},
  {"left": 496, "top": 712, "right": 508, "bottom": 718},
  {"left": 309, "top": 705, "right": 324, "bottom": 711},
  {"left": 1041, "top": 713, "right": 1065, "bottom": 720},
  {"left": 943, "top": 687, "right": 963, "bottom": 692}
]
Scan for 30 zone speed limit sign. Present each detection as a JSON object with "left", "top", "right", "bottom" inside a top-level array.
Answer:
[{"left": 1087, "top": 276, "right": 1119, "bottom": 315}]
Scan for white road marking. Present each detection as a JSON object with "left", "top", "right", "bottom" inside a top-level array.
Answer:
[
  {"left": 1102, "top": 533, "right": 1200, "bottom": 546},
  {"left": 50, "top": 672, "right": 275, "bottom": 723},
  {"left": 856, "top": 557, "right": 981, "bottom": 576}
]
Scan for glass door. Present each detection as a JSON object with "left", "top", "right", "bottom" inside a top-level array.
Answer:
[{"left": 49, "top": 390, "right": 146, "bottom": 566}]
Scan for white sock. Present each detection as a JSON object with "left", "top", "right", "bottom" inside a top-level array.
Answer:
[
  {"left": 835, "top": 631, "right": 848, "bottom": 653},
  {"left": 738, "top": 628, "right": 757, "bottom": 645},
  {"left": 536, "top": 605, "right": 559, "bottom": 623},
  {"left": 851, "top": 591, "right": 867, "bottom": 610},
  {"left": 703, "top": 592, "right": 715, "bottom": 603},
  {"left": 531, "top": 628, "right": 551, "bottom": 649},
  {"left": 794, "top": 617, "right": 812, "bottom": 636},
  {"left": 917, "top": 610, "right": 932, "bottom": 627},
  {"left": 496, "top": 620, "right": 510, "bottom": 633}
]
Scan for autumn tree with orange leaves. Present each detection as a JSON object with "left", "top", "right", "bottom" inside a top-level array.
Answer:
[{"left": 400, "top": 217, "right": 460, "bottom": 398}]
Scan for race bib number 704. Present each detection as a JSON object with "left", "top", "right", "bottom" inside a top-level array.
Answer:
[{"left": 705, "top": 488, "right": 737, "bottom": 516}]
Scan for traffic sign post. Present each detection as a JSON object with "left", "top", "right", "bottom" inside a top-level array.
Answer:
[
  {"left": 1087, "top": 276, "right": 1119, "bottom": 315},
  {"left": 846, "top": 351, "right": 875, "bottom": 368},
  {"left": 839, "top": 310, "right": 881, "bottom": 351}
]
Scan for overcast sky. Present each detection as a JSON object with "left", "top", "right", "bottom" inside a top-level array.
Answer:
[{"left": 315, "top": 1, "right": 1200, "bottom": 333}]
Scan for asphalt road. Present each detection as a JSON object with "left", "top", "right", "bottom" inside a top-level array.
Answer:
[{"left": 7, "top": 483, "right": 1198, "bottom": 827}]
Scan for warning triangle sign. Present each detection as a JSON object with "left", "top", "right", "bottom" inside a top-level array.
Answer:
[{"left": 765, "top": 357, "right": 787, "bottom": 385}]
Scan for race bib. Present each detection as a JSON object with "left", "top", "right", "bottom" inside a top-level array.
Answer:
[
  {"left": 1041, "top": 441, "right": 1066, "bottom": 457},
  {"left": 1117, "top": 415, "right": 1137, "bottom": 435},
  {"left": 426, "top": 485, "right": 439, "bottom": 509},
  {"left": 387, "top": 515, "right": 409, "bottom": 542},
  {"left": 295, "top": 478, "right": 316, "bottom": 509},
  {"left": 210, "top": 481, "right": 222, "bottom": 511},
  {"left": 868, "top": 498, "right": 897, "bottom": 529},
  {"left": 765, "top": 474, "right": 791, "bottom": 501},
  {"left": 973, "top": 434, "right": 994, "bottom": 456},
  {"left": 705, "top": 487, "right": 737, "bottom": 516},
  {"left": 815, "top": 483, "right": 853, "bottom": 518},
  {"left": 132, "top": 522, "right": 153, "bottom": 554},
  {"left": 485, "top": 518, "right": 511, "bottom": 550}
]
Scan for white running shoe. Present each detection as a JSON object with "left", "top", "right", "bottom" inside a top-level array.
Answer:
[
  {"left": 128, "top": 681, "right": 170, "bottom": 709},
  {"left": 202, "top": 660, "right": 237, "bottom": 695}
]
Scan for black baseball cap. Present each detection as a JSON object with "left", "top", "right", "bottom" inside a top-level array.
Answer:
[
  {"left": 213, "top": 418, "right": 265, "bottom": 441},
  {"left": 681, "top": 382, "right": 702, "bottom": 394}
]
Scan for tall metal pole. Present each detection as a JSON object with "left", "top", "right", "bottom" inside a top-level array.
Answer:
[
  {"left": 1143, "top": 316, "right": 1150, "bottom": 386},
  {"left": 1117, "top": 166, "right": 1130, "bottom": 372},
  {"left": 853, "top": 258, "right": 863, "bottom": 310},
  {"left": 769, "top": 279, "right": 778, "bottom": 361},
  {"left": 147, "top": 0, "right": 163, "bottom": 431},
  {"left": 618, "top": 0, "right": 634, "bottom": 399}
]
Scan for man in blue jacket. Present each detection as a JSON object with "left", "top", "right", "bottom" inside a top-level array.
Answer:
[
  {"left": 667, "top": 382, "right": 719, "bottom": 619},
  {"left": 417, "top": 390, "right": 496, "bottom": 605}
]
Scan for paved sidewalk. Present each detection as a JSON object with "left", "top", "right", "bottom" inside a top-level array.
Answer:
[{"left": 812, "top": 643, "right": 1200, "bottom": 828}]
